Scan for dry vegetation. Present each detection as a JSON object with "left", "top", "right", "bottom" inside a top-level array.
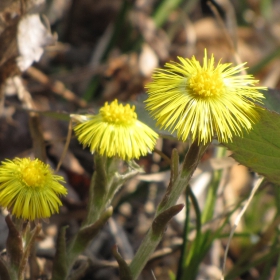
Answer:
[{"left": 1, "top": 0, "right": 280, "bottom": 279}]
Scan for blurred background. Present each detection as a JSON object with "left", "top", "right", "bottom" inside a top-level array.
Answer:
[{"left": 1, "top": 0, "right": 280, "bottom": 279}]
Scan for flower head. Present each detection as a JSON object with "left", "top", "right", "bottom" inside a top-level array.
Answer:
[
  {"left": 73, "top": 99, "right": 158, "bottom": 160},
  {"left": 0, "top": 158, "right": 67, "bottom": 221},
  {"left": 145, "top": 50, "right": 266, "bottom": 144}
]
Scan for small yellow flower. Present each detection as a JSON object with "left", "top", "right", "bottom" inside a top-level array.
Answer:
[
  {"left": 0, "top": 158, "right": 67, "bottom": 221},
  {"left": 145, "top": 50, "right": 266, "bottom": 144},
  {"left": 73, "top": 99, "right": 158, "bottom": 160}
]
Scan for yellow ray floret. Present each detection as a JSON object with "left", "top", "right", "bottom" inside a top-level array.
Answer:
[
  {"left": 0, "top": 158, "right": 67, "bottom": 221},
  {"left": 145, "top": 50, "right": 266, "bottom": 144},
  {"left": 73, "top": 99, "right": 158, "bottom": 160}
]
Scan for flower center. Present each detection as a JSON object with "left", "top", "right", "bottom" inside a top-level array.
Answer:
[
  {"left": 21, "top": 161, "right": 46, "bottom": 187},
  {"left": 100, "top": 99, "right": 137, "bottom": 125},
  {"left": 188, "top": 69, "right": 225, "bottom": 97}
]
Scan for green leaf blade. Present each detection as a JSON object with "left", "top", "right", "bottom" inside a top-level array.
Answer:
[{"left": 225, "top": 109, "right": 280, "bottom": 184}]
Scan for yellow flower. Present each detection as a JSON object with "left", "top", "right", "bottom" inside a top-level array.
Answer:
[
  {"left": 0, "top": 158, "right": 67, "bottom": 221},
  {"left": 145, "top": 50, "right": 266, "bottom": 144},
  {"left": 73, "top": 99, "right": 158, "bottom": 160}
]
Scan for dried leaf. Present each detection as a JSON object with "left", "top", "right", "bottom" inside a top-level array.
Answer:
[{"left": 17, "top": 14, "right": 57, "bottom": 71}]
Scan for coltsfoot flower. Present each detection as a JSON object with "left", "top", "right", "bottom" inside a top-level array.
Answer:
[
  {"left": 145, "top": 50, "right": 266, "bottom": 144},
  {"left": 73, "top": 99, "right": 158, "bottom": 160},
  {"left": 0, "top": 158, "right": 67, "bottom": 220}
]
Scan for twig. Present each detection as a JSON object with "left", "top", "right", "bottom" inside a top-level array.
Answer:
[
  {"left": 221, "top": 176, "right": 264, "bottom": 280},
  {"left": 27, "top": 67, "right": 87, "bottom": 108},
  {"left": 207, "top": 0, "right": 244, "bottom": 71}
]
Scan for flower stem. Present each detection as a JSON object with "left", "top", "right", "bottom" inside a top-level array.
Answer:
[
  {"left": 129, "top": 141, "right": 209, "bottom": 279},
  {"left": 83, "top": 154, "right": 108, "bottom": 226},
  {"left": 157, "top": 141, "right": 209, "bottom": 215}
]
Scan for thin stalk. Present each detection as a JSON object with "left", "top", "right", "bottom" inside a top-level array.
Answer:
[
  {"left": 221, "top": 177, "right": 264, "bottom": 279},
  {"left": 177, "top": 186, "right": 202, "bottom": 280},
  {"left": 185, "top": 187, "right": 201, "bottom": 264},
  {"left": 176, "top": 188, "right": 191, "bottom": 280},
  {"left": 177, "top": 186, "right": 201, "bottom": 279}
]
